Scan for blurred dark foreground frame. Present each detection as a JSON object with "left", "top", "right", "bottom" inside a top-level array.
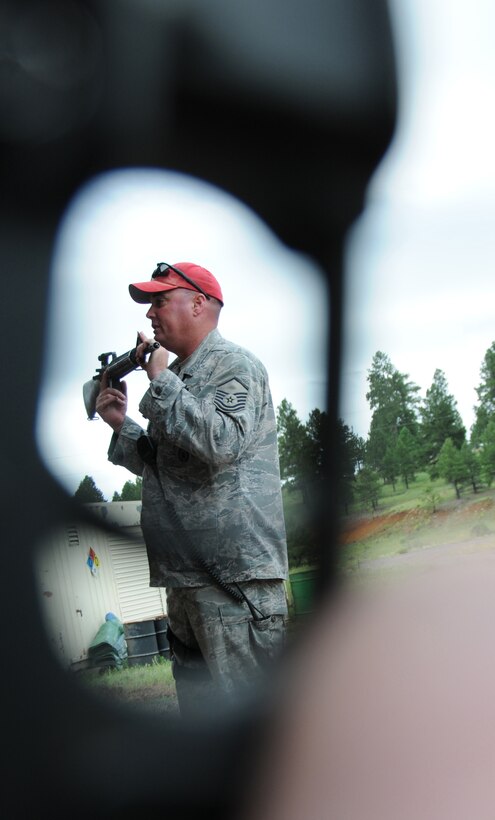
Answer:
[{"left": 0, "top": 1, "right": 396, "bottom": 817}]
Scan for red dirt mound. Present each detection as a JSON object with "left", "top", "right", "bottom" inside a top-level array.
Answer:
[{"left": 339, "top": 512, "right": 408, "bottom": 545}]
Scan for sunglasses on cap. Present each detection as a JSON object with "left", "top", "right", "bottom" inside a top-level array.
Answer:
[{"left": 152, "top": 262, "right": 211, "bottom": 300}]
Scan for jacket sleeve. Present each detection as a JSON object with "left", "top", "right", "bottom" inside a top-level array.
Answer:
[
  {"left": 107, "top": 416, "right": 147, "bottom": 476},
  {"left": 138, "top": 352, "right": 269, "bottom": 466}
]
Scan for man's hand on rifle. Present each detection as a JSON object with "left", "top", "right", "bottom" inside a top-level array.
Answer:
[
  {"left": 95, "top": 370, "right": 128, "bottom": 433},
  {"left": 136, "top": 331, "right": 169, "bottom": 380},
  {"left": 94, "top": 334, "right": 168, "bottom": 431}
]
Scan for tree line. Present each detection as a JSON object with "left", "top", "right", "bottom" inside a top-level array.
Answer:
[
  {"left": 73, "top": 475, "right": 142, "bottom": 504},
  {"left": 274, "top": 340, "right": 495, "bottom": 516},
  {"left": 335, "top": 342, "right": 495, "bottom": 511}
]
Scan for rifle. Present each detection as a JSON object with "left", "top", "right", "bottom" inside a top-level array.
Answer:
[{"left": 83, "top": 338, "right": 160, "bottom": 419}]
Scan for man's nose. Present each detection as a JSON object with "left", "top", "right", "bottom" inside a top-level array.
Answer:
[{"left": 146, "top": 305, "right": 154, "bottom": 319}]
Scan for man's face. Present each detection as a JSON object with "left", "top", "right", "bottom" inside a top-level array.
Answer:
[{"left": 146, "top": 288, "right": 194, "bottom": 353}]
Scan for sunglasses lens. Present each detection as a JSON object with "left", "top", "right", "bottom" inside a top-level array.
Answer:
[{"left": 152, "top": 263, "right": 169, "bottom": 279}]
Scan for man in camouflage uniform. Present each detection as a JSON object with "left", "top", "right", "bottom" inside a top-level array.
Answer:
[{"left": 96, "top": 262, "right": 289, "bottom": 716}]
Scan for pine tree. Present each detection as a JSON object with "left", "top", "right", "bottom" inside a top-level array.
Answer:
[
  {"left": 112, "top": 477, "right": 143, "bottom": 501},
  {"left": 437, "top": 438, "right": 464, "bottom": 499},
  {"left": 420, "top": 368, "right": 465, "bottom": 472},
  {"left": 479, "top": 420, "right": 495, "bottom": 486},
  {"left": 74, "top": 475, "right": 106, "bottom": 503},
  {"left": 395, "top": 426, "right": 420, "bottom": 488},
  {"left": 381, "top": 442, "right": 400, "bottom": 491},
  {"left": 460, "top": 442, "right": 481, "bottom": 494},
  {"left": 355, "top": 466, "right": 381, "bottom": 512},
  {"left": 471, "top": 342, "right": 495, "bottom": 446},
  {"left": 276, "top": 399, "right": 312, "bottom": 494},
  {"left": 335, "top": 419, "right": 365, "bottom": 513},
  {"left": 305, "top": 408, "right": 328, "bottom": 479},
  {"left": 366, "top": 351, "right": 420, "bottom": 477}
]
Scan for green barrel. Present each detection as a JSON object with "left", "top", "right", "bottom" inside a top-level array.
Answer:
[{"left": 289, "top": 568, "right": 318, "bottom": 616}]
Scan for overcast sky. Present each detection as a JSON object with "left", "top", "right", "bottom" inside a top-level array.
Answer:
[
  {"left": 340, "top": 0, "right": 495, "bottom": 438},
  {"left": 36, "top": 0, "right": 495, "bottom": 499}
]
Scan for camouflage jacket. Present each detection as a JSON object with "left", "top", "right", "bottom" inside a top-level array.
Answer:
[{"left": 108, "top": 329, "right": 288, "bottom": 588}]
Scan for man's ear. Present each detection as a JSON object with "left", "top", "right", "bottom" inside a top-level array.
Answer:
[{"left": 192, "top": 293, "right": 208, "bottom": 316}]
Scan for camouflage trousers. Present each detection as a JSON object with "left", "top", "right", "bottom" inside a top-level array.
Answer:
[{"left": 166, "top": 579, "right": 288, "bottom": 718}]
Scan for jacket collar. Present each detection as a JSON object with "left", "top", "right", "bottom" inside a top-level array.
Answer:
[{"left": 171, "top": 328, "right": 223, "bottom": 378}]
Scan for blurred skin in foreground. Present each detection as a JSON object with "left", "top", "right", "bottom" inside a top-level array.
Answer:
[{"left": 245, "top": 557, "right": 495, "bottom": 820}]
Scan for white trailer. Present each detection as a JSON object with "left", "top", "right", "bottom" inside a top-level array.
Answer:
[{"left": 35, "top": 501, "right": 167, "bottom": 670}]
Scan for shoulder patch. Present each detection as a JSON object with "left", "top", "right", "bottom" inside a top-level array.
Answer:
[{"left": 214, "top": 378, "right": 248, "bottom": 413}]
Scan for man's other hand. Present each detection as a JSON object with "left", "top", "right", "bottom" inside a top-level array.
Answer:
[{"left": 95, "top": 370, "right": 128, "bottom": 432}]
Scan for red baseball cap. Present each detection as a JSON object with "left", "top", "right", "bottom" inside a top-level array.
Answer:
[{"left": 129, "top": 262, "right": 224, "bottom": 305}]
